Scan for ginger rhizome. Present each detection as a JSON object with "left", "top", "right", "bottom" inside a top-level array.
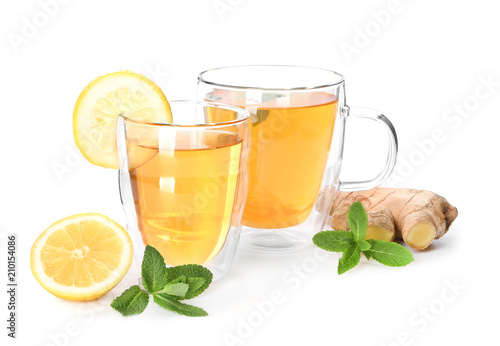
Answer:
[{"left": 320, "top": 188, "right": 458, "bottom": 250}]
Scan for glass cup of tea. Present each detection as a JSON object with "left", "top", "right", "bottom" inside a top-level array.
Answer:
[
  {"left": 117, "top": 101, "right": 250, "bottom": 279},
  {"left": 198, "top": 65, "right": 398, "bottom": 252}
]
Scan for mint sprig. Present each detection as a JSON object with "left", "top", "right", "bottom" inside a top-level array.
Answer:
[
  {"left": 111, "top": 245, "right": 212, "bottom": 317},
  {"left": 313, "top": 202, "right": 414, "bottom": 274}
]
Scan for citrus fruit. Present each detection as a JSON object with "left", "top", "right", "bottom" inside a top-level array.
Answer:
[
  {"left": 30, "top": 213, "right": 133, "bottom": 301},
  {"left": 73, "top": 71, "right": 172, "bottom": 169}
]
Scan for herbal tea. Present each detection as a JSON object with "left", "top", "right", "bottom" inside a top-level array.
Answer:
[
  {"left": 129, "top": 131, "right": 242, "bottom": 265},
  {"left": 207, "top": 91, "right": 338, "bottom": 229}
]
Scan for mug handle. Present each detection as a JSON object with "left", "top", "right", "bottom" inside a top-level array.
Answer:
[{"left": 339, "top": 106, "right": 398, "bottom": 191}]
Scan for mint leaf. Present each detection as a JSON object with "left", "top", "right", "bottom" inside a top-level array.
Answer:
[
  {"left": 153, "top": 294, "right": 208, "bottom": 317},
  {"left": 338, "top": 244, "right": 361, "bottom": 275},
  {"left": 205, "top": 93, "right": 222, "bottom": 102},
  {"left": 249, "top": 109, "right": 270, "bottom": 126},
  {"left": 261, "top": 93, "right": 285, "bottom": 103},
  {"left": 165, "top": 264, "right": 212, "bottom": 299},
  {"left": 347, "top": 201, "right": 368, "bottom": 242},
  {"left": 365, "top": 240, "right": 414, "bottom": 267},
  {"left": 159, "top": 283, "right": 189, "bottom": 299},
  {"left": 187, "top": 277, "right": 206, "bottom": 294},
  {"left": 358, "top": 239, "right": 371, "bottom": 252},
  {"left": 111, "top": 285, "right": 149, "bottom": 316},
  {"left": 313, "top": 230, "right": 353, "bottom": 253},
  {"left": 362, "top": 251, "right": 372, "bottom": 260},
  {"left": 141, "top": 245, "right": 168, "bottom": 293}
]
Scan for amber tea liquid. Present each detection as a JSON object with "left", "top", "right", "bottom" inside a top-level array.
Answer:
[
  {"left": 129, "top": 131, "right": 242, "bottom": 265},
  {"left": 207, "top": 91, "right": 338, "bottom": 229}
]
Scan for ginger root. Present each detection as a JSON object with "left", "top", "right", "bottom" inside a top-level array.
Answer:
[{"left": 320, "top": 188, "right": 458, "bottom": 250}]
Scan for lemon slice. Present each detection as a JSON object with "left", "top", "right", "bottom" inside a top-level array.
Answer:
[
  {"left": 30, "top": 213, "right": 133, "bottom": 301},
  {"left": 73, "top": 71, "right": 172, "bottom": 169}
]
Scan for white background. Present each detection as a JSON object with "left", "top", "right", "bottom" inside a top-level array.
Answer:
[{"left": 1, "top": 0, "right": 499, "bottom": 345}]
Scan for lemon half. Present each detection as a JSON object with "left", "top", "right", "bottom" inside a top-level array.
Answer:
[{"left": 31, "top": 213, "right": 133, "bottom": 301}]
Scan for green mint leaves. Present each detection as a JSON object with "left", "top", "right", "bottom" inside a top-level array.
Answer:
[
  {"left": 111, "top": 245, "right": 212, "bottom": 317},
  {"left": 313, "top": 202, "right": 414, "bottom": 274},
  {"left": 162, "top": 264, "right": 212, "bottom": 299}
]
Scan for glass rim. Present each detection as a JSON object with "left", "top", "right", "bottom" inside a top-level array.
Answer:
[
  {"left": 197, "top": 64, "right": 345, "bottom": 91},
  {"left": 118, "top": 100, "right": 251, "bottom": 128}
]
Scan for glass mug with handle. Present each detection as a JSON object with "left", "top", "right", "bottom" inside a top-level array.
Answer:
[
  {"left": 117, "top": 101, "right": 250, "bottom": 279},
  {"left": 197, "top": 65, "right": 398, "bottom": 252}
]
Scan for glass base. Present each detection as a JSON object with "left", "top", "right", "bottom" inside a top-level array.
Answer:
[{"left": 239, "top": 227, "right": 310, "bottom": 252}]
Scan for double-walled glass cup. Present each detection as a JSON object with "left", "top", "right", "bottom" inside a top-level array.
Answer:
[
  {"left": 117, "top": 101, "right": 250, "bottom": 279},
  {"left": 198, "top": 65, "right": 398, "bottom": 252}
]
